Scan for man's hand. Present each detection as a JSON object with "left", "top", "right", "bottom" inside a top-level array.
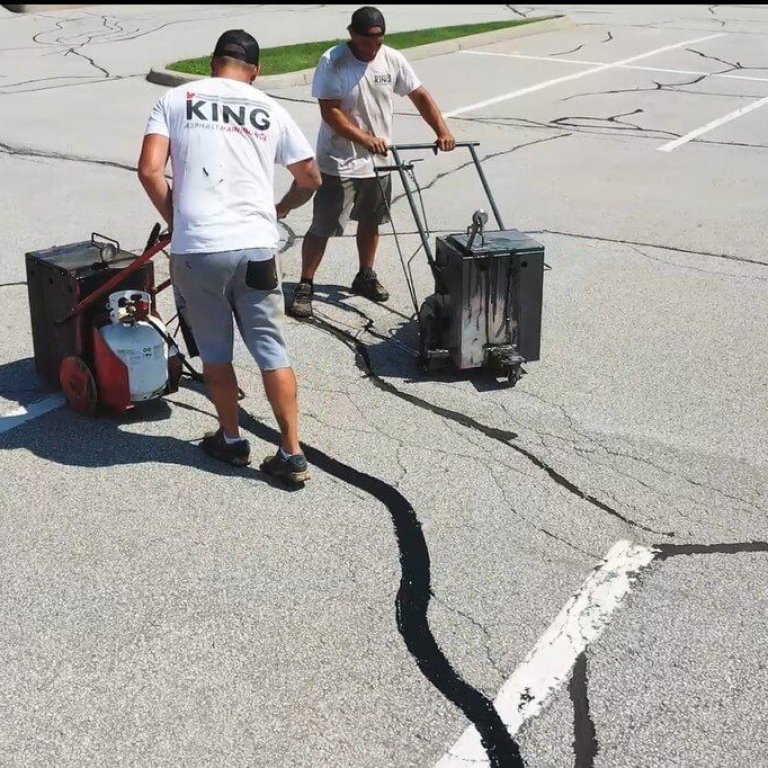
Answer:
[
  {"left": 436, "top": 132, "right": 456, "bottom": 152},
  {"left": 365, "top": 135, "right": 389, "bottom": 156},
  {"left": 275, "top": 202, "right": 289, "bottom": 220}
]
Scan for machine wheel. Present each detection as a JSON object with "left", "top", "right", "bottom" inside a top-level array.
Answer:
[
  {"left": 59, "top": 356, "right": 98, "bottom": 416},
  {"left": 507, "top": 364, "right": 525, "bottom": 387},
  {"left": 417, "top": 293, "right": 448, "bottom": 371}
]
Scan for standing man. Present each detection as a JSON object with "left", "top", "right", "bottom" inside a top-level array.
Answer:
[
  {"left": 138, "top": 29, "right": 321, "bottom": 484},
  {"left": 286, "top": 5, "right": 456, "bottom": 319}
]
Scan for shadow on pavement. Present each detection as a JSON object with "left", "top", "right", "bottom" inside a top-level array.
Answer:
[{"left": 0, "top": 358, "right": 301, "bottom": 492}]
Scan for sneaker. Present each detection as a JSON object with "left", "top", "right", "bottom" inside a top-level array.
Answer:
[
  {"left": 287, "top": 281, "right": 313, "bottom": 319},
  {"left": 200, "top": 427, "right": 251, "bottom": 467},
  {"left": 260, "top": 450, "right": 311, "bottom": 485},
  {"left": 351, "top": 270, "right": 389, "bottom": 302}
]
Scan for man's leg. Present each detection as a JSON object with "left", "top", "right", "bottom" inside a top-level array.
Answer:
[
  {"left": 202, "top": 362, "right": 241, "bottom": 439},
  {"left": 356, "top": 220, "right": 379, "bottom": 272},
  {"left": 170, "top": 250, "right": 250, "bottom": 467},
  {"left": 262, "top": 367, "right": 300, "bottom": 455},
  {"left": 287, "top": 234, "right": 327, "bottom": 319},
  {"left": 350, "top": 176, "right": 390, "bottom": 302},
  {"left": 287, "top": 174, "right": 348, "bottom": 319},
  {"left": 300, "top": 232, "right": 329, "bottom": 282},
  {"left": 352, "top": 220, "right": 389, "bottom": 301}
]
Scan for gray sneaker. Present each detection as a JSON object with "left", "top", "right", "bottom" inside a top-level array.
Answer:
[{"left": 287, "top": 281, "right": 313, "bottom": 319}]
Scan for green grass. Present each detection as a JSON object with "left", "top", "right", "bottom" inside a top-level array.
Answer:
[{"left": 167, "top": 18, "right": 555, "bottom": 76}]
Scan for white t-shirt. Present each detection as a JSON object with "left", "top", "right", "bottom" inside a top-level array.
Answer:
[
  {"left": 312, "top": 43, "right": 421, "bottom": 178},
  {"left": 144, "top": 77, "right": 314, "bottom": 255}
]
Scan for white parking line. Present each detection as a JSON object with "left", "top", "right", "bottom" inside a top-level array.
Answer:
[
  {"left": 0, "top": 394, "right": 66, "bottom": 435},
  {"left": 657, "top": 93, "right": 768, "bottom": 151},
  {"left": 444, "top": 34, "right": 725, "bottom": 117},
  {"left": 435, "top": 540, "right": 656, "bottom": 768},
  {"left": 461, "top": 50, "right": 768, "bottom": 83}
]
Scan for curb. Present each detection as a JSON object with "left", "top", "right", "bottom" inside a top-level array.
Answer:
[{"left": 147, "top": 15, "right": 573, "bottom": 90}]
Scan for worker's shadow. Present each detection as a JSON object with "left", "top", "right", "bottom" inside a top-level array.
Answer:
[{"left": 0, "top": 358, "right": 302, "bottom": 491}]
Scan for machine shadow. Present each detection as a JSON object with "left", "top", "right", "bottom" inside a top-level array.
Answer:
[
  {"left": 0, "top": 358, "right": 301, "bottom": 492},
  {"left": 297, "top": 293, "right": 515, "bottom": 394}
]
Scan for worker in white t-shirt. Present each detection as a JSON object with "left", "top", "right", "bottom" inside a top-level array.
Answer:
[
  {"left": 286, "top": 6, "right": 456, "bottom": 320},
  {"left": 138, "top": 29, "right": 322, "bottom": 485}
]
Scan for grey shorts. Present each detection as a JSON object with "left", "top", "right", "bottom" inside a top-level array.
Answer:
[
  {"left": 170, "top": 248, "right": 290, "bottom": 370},
  {"left": 307, "top": 172, "right": 392, "bottom": 238}
]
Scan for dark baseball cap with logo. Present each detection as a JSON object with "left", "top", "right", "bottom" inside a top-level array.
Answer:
[
  {"left": 349, "top": 6, "right": 386, "bottom": 35},
  {"left": 213, "top": 29, "right": 260, "bottom": 65}
]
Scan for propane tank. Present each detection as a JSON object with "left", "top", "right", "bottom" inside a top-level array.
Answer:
[{"left": 99, "top": 290, "right": 169, "bottom": 402}]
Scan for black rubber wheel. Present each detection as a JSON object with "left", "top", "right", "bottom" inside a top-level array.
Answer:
[{"left": 507, "top": 364, "right": 524, "bottom": 387}]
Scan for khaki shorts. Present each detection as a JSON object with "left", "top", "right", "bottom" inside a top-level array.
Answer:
[{"left": 308, "top": 173, "right": 392, "bottom": 238}]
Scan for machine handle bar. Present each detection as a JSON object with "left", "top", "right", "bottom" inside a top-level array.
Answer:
[
  {"left": 388, "top": 141, "right": 479, "bottom": 152},
  {"left": 388, "top": 142, "right": 505, "bottom": 231}
]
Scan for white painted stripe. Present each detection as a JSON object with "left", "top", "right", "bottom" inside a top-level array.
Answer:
[
  {"left": 460, "top": 50, "right": 768, "bottom": 83},
  {"left": 0, "top": 394, "right": 66, "bottom": 434},
  {"left": 657, "top": 93, "right": 768, "bottom": 151},
  {"left": 435, "top": 540, "right": 656, "bottom": 768},
  {"left": 445, "top": 34, "right": 725, "bottom": 117}
]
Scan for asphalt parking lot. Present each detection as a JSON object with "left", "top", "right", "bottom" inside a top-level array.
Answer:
[{"left": 1, "top": 5, "right": 767, "bottom": 767}]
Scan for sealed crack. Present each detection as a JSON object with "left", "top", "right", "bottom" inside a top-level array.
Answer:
[
  {"left": 654, "top": 541, "right": 768, "bottom": 560},
  {"left": 235, "top": 408, "right": 524, "bottom": 768},
  {"left": 569, "top": 652, "right": 598, "bottom": 768}
]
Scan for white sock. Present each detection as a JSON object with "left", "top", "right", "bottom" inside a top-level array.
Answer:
[
  {"left": 279, "top": 446, "right": 295, "bottom": 460},
  {"left": 223, "top": 432, "right": 243, "bottom": 445}
]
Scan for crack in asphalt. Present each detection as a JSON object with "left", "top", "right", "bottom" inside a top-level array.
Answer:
[
  {"left": 305, "top": 313, "right": 675, "bottom": 540},
  {"left": 64, "top": 46, "right": 110, "bottom": 77},
  {"left": 506, "top": 6, "right": 532, "bottom": 19},
  {"left": 654, "top": 541, "right": 768, "bottom": 560},
  {"left": 531, "top": 229, "right": 768, "bottom": 269},
  {"left": 628, "top": 244, "right": 768, "bottom": 282},
  {"left": 550, "top": 108, "right": 679, "bottom": 138},
  {"left": 0, "top": 140, "right": 137, "bottom": 172},
  {"left": 431, "top": 593, "right": 509, "bottom": 680},
  {"left": 390, "top": 134, "right": 571, "bottom": 208},
  {"left": 550, "top": 44, "right": 585, "bottom": 56},
  {"left": 451, "top": 112, "right": 768, "bottom": 150},
  {"left": 570, "top": 652, "right": 599, "bottom": 768}
]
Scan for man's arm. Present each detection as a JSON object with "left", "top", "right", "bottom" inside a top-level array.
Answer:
[
  {"left": 275, "top": 158, "right": 322, "bottom": 220},
  {"left": 318, "top": 99, "right": 388, "bottom": 155},
  {"left": 407, "top": 86, "right": 456, "bottom": 151},
  {"left": 138, "top": 134, "right": 173, "bottom": 227}
]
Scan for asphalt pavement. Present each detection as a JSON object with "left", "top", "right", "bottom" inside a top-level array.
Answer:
[{"left": 1, "top": 5, "right": 767, "bottom": 768}]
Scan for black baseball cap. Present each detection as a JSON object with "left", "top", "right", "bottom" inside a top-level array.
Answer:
[
  {"left": 213, "top": 29, "right": 260, "bottom": 65},
  {"left": 349, "top": 6, "right": 386, "bottom": 35}
]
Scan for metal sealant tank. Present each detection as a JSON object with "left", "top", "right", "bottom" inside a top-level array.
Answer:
[{"left": 100, "top": 290, "right": 168, "bottom": 402}]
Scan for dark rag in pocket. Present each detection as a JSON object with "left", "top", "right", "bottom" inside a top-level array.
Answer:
[{"left": 245, "top": 256, "right": 278, "bottom": 291}]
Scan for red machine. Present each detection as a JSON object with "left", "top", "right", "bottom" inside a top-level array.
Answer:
[{"left": 26, "top": 228, "right": 186, "bottom": 416}]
